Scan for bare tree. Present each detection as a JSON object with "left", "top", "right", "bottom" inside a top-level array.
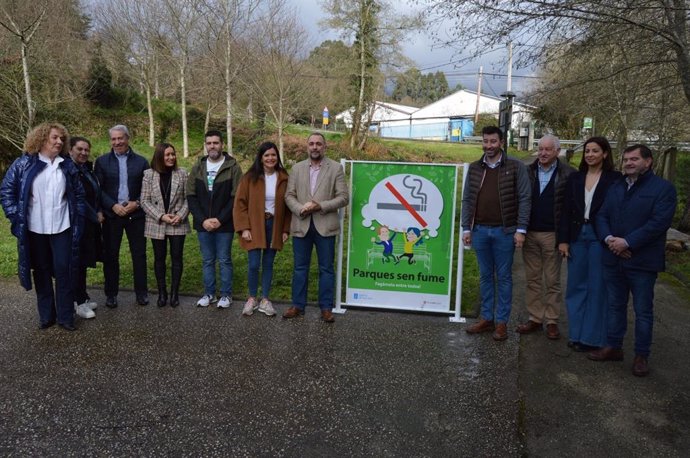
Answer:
[
  {"left": 155, "top": 0, "right": 204, "bottom": 157},
  {"left": 249, "top": 0, "right": 310, "bottom": 161},
  {"left": 93, "top": 0, "right": 165, "bottom": 146},
  {"left": 200, "top": 0, "right": 259, "bottom": 152},
  {"left": 0, "top": 2, "right": 45, "bottom": 129},
  {"left": 321, "top": 0, "right": 421, "bottom": 150},
  {"left": 528, "top": 42, "right": 651, "bottom": 152},
  {"left": 425, "top": 1, "right": 690, "bottom": 108},
  {"left": 0, "top": 0, "right": 89, "bottom": 158}
]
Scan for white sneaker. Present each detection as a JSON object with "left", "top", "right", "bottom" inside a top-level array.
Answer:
[
  {"left": 85, "top": 299, "right": 97, "bottom": 310},
  {"left": 242, "top": 297, "right": 258, "bottom": 316},
  {"left": 197, "top": 294, "right": 216, "bottom": 307},
  {"left": 217, "top": 296, "right": 232, "bottom": 308},
  {"left": 74, "top": 301, "right": 95, "bottom": 319},
  {"left": 258, "top": 298, "right": 276, "bottom": 316}
]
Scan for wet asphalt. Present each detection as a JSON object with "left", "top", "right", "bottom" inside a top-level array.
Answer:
[{"left": 1, "top": 250, "right": 689, "bottom": 456}]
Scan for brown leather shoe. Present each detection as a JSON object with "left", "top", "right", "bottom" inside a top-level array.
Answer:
[
  {"left": 546, "top": 323, "right": 561, "bottom": 340},
  {"left": 516, "top": 320, "right": 543, "bottom": 334},
  {"left": 282, "top": 306, "right": 304, "bottom": 319},
  {"left": 321, "top": 309, "right": 335, "bottom": 323},
  {"left": 465, "top": 319, "right": 495, "bottom": 334},
  {"left": 588, "top": 346, "right": 624, "bottom": 361},
  {"left": 492, "top": 323, "right": 508, "bottom": 341},
  {"left": 632, "top": 355, "right": 650, "bottom": 377}
]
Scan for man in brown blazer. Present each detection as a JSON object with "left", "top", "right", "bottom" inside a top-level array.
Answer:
[{"left": 283, "top": 133, "right": 349, "bottom": 322}]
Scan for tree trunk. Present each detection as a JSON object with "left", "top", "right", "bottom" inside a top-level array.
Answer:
[
  {"left": 146, "top": 82, "right": 155, "bottom": 146},
  {"left": 670, "top": 0, "right": 690, "bottom": 108},
  {"left": 278, "top": 99, "right": 285, "bottom": 164},
  {"left": 180, "top": 63, "right": 189, "bottom": 158},
  {"left": 613, "top": 123, "right": 628, "bottom": 166},
  {"left": 678, "top": 192, "right": 690, "bottom": 233},
  {"left": 657, "top": 147, "right": 677, "bottom": 181},
  {"left": 20, "top": 40, "right": 34, "bottom": 128},
  {"left": 351, "top": 35, "right": 367, "bottom": 150},
  {"left": 204, "top": 103, "right": 211, "bottom": 134},
  {"left": 246, "top": 95, "right": 253, "bottom": 121},
  {"left": 225, "top": 62, "right": 233, "bottom": 153},
  {"left": 154, "top": 55, "right": 160, "bottom": 99},
  {"left": 357, "top": 102, "right": 377, "bottom": 150}
]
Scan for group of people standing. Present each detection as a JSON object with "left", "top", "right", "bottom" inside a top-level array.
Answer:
[
  {"left": 1, "top": 121, "right": 678, "bottom": 377},
  {"left": 462, "top": 126, "right": 677, "bottom": 377},
  {"left": 0, "top": 123, "right": 349, "bottom": 331}
]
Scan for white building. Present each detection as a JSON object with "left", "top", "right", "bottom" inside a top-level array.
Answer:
[
  {"left": 382, "top": 90, "right": 534, "bottom": 141},
  {"left": 335, "top": 90, "right": 535, "bottom": 142},
  {"left": 335, "top": 101, "right": 418, "bottom": 129}
]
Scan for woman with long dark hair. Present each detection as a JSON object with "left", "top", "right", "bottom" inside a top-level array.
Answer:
[
  {"left": 140, "top": 143, "right": 190, "bottom": 307},
  {"left": 233, "top": 141, "right": 291, "bottom": 317},
  {"left": 1, "top": 122, "right": 85, "bottom": 331},
  {"left": 69, "top": 136, "right": 103, "bottom": 320},
  {"left": 558, "top": 137, "right": 622, "bottom": 351}
]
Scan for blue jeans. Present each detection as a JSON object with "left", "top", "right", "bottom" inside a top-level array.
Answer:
[
  {"left": 565, "top": 224, "right": 607, "bottom": 347},
  {"left": 472, "top": 225, "right": 515, "bottom": 324},
  {"left": 291, "top": 220, "right": 335, "bottom": 311},
  {"left": 197, "top": 231, "right": 233, "bottom": 297},
  {"left": 29, "top": 229, "right": 74, "bottom": 327},
  {"left": 603, "top": 264, "right": 657, "bottom": 357},
  {"left": 248, "top": 218, "right": 277, "bottom": 298}
]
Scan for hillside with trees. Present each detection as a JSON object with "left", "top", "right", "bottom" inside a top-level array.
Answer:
[{"left": 0, "top": 0, "right": 426, "bottom": 170}]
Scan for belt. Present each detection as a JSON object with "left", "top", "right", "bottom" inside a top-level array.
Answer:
[
  {"left": 265, "top": 212, "right": 274, "bottom": 219},
  {"left": 583, "top": 219, "right": 590, "bottom": 224}
]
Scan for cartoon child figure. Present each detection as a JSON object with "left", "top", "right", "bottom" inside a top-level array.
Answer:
[
  {"left": 400, "top": 227, "right": 424, "bottom": 264},
  {"left": 371, "top": 225, "right": 399, "bottom": 264}
]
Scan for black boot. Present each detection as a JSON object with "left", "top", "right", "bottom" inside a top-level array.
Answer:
[
  {"left": 170, "top": 240, "right": 184, "bottom": 307},
  {"left": 157, "top": 289, "right": 168, "bottom": 307},
  {"left": 169, "top": 290, "right": 179, "bottom": 307},
  {"left": 170, "top": 265, "right": 181, "bottom": 308}
]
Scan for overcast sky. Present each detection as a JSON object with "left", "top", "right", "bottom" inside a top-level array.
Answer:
[{"left": 291, "top": 0, "right": 532, "bottom": 98}]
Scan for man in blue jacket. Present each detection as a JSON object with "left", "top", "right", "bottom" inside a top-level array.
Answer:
[
  {"left": 590, "top": 144, "right": 677, "bottom": 377},
  {"left": 94, "top": 125, "right": 150, "bottom": 307}
]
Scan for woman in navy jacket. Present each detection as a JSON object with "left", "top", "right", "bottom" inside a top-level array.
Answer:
[
  {"left": 557, "top": 137, "right": 621, "bottom": 351},
  {"left": 0, "top": 123, "right": 85, "bottom": 331}
]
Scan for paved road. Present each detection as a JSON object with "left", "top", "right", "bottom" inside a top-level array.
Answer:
[
  {"left": 0, "top": 252, "right": 688, "bottom": 456},
  {"left": 0, "top": 284, "right": 522, "bottom": 456},
  {"left": 518, "top": 266, "right": 690, "bottom": 457}
]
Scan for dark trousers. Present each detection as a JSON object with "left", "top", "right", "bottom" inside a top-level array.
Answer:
[
  {"left": 29, "top": 229, "right": 74, "bottom": 326},
  {"left": 73, "top": 265, "right": 90, "bottom": 305},
  {"left": 151, "top": 235, "right": 185, "bottom": 293},
  {"left": 102, "top": 216, "right": 147, "bottom": 297}
]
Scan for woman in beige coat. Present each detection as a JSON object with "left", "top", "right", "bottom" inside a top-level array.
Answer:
[
  {"left": 233, "top": 141, "right": 291, "bottom": 317},
  {"left": 141, "top": 143, "right": 190, "bottom": 307}
]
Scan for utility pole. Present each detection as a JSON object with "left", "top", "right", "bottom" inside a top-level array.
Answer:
[
  {"left": 506, "top": 41, "right": 513, "bottom": 93},
  {"left": 474, "top": 66, "right": 483, "bottom": 125},
  {"left": 500, "top": 42, "right": 515, "bottom": 146}
]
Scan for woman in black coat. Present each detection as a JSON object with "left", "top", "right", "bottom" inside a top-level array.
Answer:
[
  {"left": 69, "top": 137, "right": 104, "bottom": 320},
  {"left": 557, "top": 137, "right": 622, "bottom": 351}
]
